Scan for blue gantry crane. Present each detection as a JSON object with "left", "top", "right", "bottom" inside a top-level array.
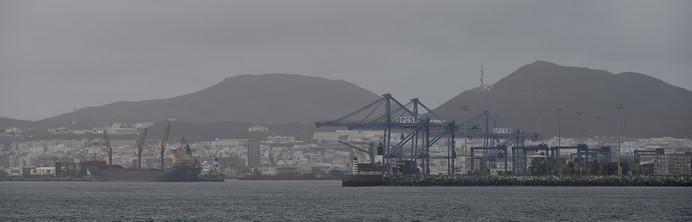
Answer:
[
  {"left": 462, "top": 110, "right": 536, "bottom": 175},
  {"left": 316, "top": 94, "right": 456, "bottom": 176}
]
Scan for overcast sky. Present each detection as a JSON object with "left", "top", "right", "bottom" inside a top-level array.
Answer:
[{"left": 1, "top": 0, "right": 690, "bottom": 120}]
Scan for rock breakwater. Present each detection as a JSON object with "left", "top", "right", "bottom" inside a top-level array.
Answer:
[{"left": 382, "top": 176, "right": 692, "bottom": 186}]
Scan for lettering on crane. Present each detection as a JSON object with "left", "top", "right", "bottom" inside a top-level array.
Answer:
[
  {"left": 430, "top": 120, "right": 447, "bottom": 124},
  {"left": 493, "top": 128, "right": 513, "bottom": 134},
  {"left": 395, "top": 116, "right": 419, "bottom": 123}
]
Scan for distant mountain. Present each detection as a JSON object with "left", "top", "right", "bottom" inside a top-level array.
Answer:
[
  {"left": 38, "top": 74, "right": 380, "bottom": 128},
  {"left": 434, "top": 61, "right": 692, "bottom": 138}
]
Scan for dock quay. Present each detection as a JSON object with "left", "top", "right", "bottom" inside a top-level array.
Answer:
[{"left": 344, "top": 175, "right": 692, "bottom": 187}]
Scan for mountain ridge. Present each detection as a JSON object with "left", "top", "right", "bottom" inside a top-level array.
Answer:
[
  {"left": 4, "top": 62, "right": 691, "bottom": 139},
  {"left": 433, "top": 61, "right": 692, "bottom": 138},
  {"left": 36, "top": 73, "right": 381, "bottom": 128},
  {"left": 0, "top": 117, "right": 34, "bottom": 128}
]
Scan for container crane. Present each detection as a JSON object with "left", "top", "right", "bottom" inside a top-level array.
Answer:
[
  {"left": 463, "top": 110, "right": 536, "bottom": 175},
  {"left": 316, "top": 94, "right": 456, "bottom": 176}
]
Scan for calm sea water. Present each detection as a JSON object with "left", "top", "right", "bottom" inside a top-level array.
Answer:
[{"left": 1, "top": 180, "right": 691, "bottom": 221}]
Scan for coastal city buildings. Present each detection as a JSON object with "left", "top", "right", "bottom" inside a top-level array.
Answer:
[{"left": 1, "top": 124, "right": 691, "bottom": 178}]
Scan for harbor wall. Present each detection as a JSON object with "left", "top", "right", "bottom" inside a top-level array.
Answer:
[{"left": 379, "top": 175, "right": 692, "bottom": 186}]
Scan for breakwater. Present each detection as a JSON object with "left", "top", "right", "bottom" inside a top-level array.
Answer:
[{"left": 381, "top": 175, "right": 692, "bottom": 186}]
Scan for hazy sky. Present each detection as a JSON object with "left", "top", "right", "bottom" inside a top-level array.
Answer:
[{"left": 1, "top": 0, "right": 690, "bottom": 120}]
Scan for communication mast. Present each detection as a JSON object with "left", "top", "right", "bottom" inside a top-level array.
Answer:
[{"left": 480, "top": 65, "right": 484, "bottom": 87}]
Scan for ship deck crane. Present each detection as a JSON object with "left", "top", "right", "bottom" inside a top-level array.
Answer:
[
  {"left": 102, "top": 130, "right": 112, "bottom": 165},
  {"left": 160, "top": 122, "right": 171, "bottom": 170},
  {"left": 137, "top": 128, "right": 148, "bottom": 169},
  {"left": 338, "top": 140, "right": 375, "bottom": 164}
]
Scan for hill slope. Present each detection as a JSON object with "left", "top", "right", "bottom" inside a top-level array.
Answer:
[
  {"left": 0, "top": 117, "right": 34, "bottom": 128},
  {"left": 434, "top": 61, "right": 692, "bottom": 138},
  {"left": 39, "top": 74, "right": 380, "bottom": 128}
]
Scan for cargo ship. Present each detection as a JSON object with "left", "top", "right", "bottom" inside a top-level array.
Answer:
[{"left": 87, "top": 140, "right": 223, "bottom": 182}]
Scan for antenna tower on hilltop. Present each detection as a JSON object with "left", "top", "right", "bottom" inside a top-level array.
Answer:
[{"left": 480, "top": 65, "right": 485, "bottom": 87}]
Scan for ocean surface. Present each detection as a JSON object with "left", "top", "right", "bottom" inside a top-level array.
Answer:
[{"left": 1, "top": 180, "right": 691, "bottom": 221}]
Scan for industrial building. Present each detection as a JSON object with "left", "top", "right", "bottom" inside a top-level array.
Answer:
[
  {"left": 246, "top": 139, "right": 261, "bottom": 168},
  {"left": 654, "top": 152, "right": 692, "bottom": 176}
]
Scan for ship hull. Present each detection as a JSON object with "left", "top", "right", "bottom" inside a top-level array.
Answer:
[
  {"left": 87, "top": 168, "right": 163, "bottom": 182},
  {"left": 87, "top": 166, "right": 220, "bottom": 182},
  {"left": 161, "top": 167, "right": 202, "bottom": 182},
  {"left": 342, "top": 175, "right": 384, "bottom": 186}
]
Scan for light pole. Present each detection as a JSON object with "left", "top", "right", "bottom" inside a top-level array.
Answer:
[
  {"left": 556, "top": 108, "right": 563, "bottom": 147},
  {"left": 594, "top": 116, "right": 601, "bottom": 146},
  {"left": 461, "top": 105, "right": 471, "bottom": 174},
  {"left": 615, "top": 104, "right": 624, "bottom": 176},
  {"left": 576, "top": 112, "right": 583, "bottom": 144},
  {"left": 556, "top": 108, "right": 563, "bottom": 176}
]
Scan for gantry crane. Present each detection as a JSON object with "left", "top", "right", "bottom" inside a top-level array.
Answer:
[
  {"left": 316, "top": 93, "right": 456, "bottom": 176},
  {"left": 463, "top": 110, "right": 536, "bottom": 174}
]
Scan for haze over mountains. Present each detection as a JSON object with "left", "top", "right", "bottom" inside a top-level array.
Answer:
[
  {"left": 3, "top": 61, "right": 691, "bottom": 138},
  {"left": 434, "top": 61, "right": 692, "bottom": 138}
]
